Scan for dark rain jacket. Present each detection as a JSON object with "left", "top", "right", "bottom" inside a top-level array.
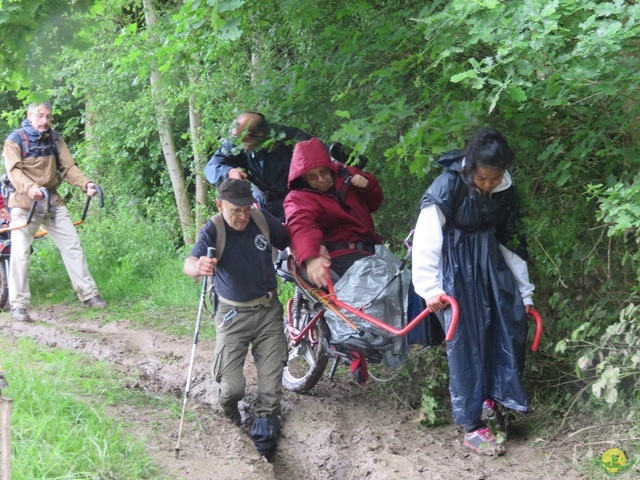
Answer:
[
  {"left": 283, "top": 137, "right": 383, "bottom": 267},
  {"left": 415, "top": 151, "right": 531, "bottom": 427},
  {"left": 204, "top": 125, "right": 313, "bottom": 221}
]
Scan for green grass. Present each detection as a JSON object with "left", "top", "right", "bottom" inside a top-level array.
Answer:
[
  {"left": 0, "top": 336, "right": 166, "bottom": 479},
  {"left": 29, "top": 216, "right": 196, "bottom": 307}
]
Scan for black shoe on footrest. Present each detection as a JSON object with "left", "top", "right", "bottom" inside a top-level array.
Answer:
[{"left": 330, "top": 336, "right": 382, "bottom": 363}]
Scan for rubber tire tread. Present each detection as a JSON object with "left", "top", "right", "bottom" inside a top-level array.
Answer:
[
  {"left": 282, "top": 305, "right": 330, "bottom": 393},
  {"left": 0, "top": 260, "right": 8, "bottom": 309}
]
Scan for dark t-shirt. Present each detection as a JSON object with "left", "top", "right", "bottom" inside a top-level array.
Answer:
[{"left": 190, "top": 210, "right": 289, "bottom": 302}]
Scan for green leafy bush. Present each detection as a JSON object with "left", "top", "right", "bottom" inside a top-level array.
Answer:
[{"left": 557, "top": 304, "right": 640, "bottom": 408}]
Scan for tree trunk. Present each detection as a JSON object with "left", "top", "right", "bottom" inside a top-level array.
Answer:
[
  {"left": 188, "top": 68, "right": 209, "bottom": 237},
  {"left": 142, "top": 0, "right": 194, "bottom": 245},
  {"left": 251, "top": 33, "right": 263, "bottom": 83}
]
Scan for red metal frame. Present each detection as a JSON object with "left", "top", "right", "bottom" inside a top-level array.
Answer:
[
  {"left": 285, "top": 255, "right": 543, "bottom": 352},
  {"left": 286, "top": 297, "right": 325, "bottom": 347},
  {"left": 285, "top": 256, "right": 459, "bottom": 345},
  {"left": 324, "top": 270, "right": 459, "bottom": 340},
  {"left": 527, "top": 309, "right": 543, "bottom": 352}
]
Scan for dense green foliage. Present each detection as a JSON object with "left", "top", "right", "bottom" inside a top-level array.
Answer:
[{"left": 1, "top": 0, "right": 639, "bottom": 413}]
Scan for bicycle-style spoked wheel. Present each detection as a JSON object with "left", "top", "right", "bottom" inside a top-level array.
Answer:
[{"left": 282, "top": 291, "right": 330, "bottom": 393}]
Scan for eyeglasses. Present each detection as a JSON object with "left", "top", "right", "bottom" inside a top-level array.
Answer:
[{"left": 228, "top": 205, "right": 254, "bottom": 218}]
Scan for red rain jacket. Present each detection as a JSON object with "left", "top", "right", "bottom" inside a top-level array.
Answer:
[{"left": 284, "top": 137, "right": 383, "bottom": 266}]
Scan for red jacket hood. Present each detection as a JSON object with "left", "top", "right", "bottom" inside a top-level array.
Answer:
[{"left": 287, "top": 137, "right": 337, "bottom": 190}]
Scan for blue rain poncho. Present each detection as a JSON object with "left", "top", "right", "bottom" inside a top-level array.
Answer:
[{"left": 412, "top": 151, "right": 533, "bottom": 427}]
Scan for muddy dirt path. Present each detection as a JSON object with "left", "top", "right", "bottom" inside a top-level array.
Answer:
[{"left": 1, "top": 306, "right": 595, "bottom": 479}]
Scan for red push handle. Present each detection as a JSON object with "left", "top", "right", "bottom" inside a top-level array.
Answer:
[
  {"left": 322, "top": 265, "right": 460, "bottom": 339},
  {"left": 527, "top": 308, "right": 543, "bottom": 352},
  {"left": 441, "top": 295, "right": 459, "bottom": 341}
]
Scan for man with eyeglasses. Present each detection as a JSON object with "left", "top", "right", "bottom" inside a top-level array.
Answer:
[
  {"left": 205, "top": 112, "right": 316, "bottom": 221},
  {"left": 183, "top": 178, "right": 290, "bottom": 461},
  {"left": 3, "top": 101, "right": 107, "bottom": 322}
]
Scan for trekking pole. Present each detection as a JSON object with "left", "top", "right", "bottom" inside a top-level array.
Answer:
[
  {"left": 175, "top": 246, "right": 216, "bottom": 459},
  {"left": 73, "top": 185, "right": 104, "bottom": 227},
  {"left": 0, "top": 188, "right": 50, "bottom": 235}
]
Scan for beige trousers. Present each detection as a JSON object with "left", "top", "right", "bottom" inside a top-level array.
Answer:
[{"left": 9, "top": 205, "right": 99, "bottom": 309}]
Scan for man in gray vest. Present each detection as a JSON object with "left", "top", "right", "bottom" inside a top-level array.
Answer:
[{"left": 183, "top": 178, "right": 289, "bottom": 461}]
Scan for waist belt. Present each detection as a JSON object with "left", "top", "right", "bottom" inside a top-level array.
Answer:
[
  {"left": 217, "top": 290, "right": 276, "bottom": 308},
  {"left": 325, "top": 241, "right": 375, "bottom": 254}
]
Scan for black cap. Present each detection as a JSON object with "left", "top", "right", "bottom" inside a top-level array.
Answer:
[{"left": 217, "top": 178, "right": 257, "bottom": 206}]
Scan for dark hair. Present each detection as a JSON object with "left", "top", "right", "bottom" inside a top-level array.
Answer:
[
  {"left": 462, "top": 127, "right": 514, "bottom": 178},
  {"left": 238, "top": 111, "right": 268, "bottom": 136}
]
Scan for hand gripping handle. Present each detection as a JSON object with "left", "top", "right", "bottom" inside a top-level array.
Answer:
[{"left": 80, "top": 185, "right": 104, "bottom": 222}]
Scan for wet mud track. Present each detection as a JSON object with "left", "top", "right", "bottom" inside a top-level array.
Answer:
[{"left": 1, "top": 306, "right": 595, "bottom": 479}]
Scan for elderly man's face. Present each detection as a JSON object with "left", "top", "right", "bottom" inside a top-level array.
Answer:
[
  {"left": 27, "top": 106, "right": 52, "bottom": 133},
  {"left": 217, "top": 199, "right": 254, "bottom": 232},
  {"left": 232, "top": 129, "right": 262, "bottom": 150}
]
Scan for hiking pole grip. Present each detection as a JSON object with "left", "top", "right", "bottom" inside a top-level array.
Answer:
[
  {"left": 41, "top": 188, "right": 51, "bottom": 213},
  {"left": 25, "top": 188, "right": 50, "bottom": 225},
  {"left": 81, "top": 185, "right": 104, "bottom": 221},
  {"left": 25, "top": 201, "right": 38, "bottom": 226},
  {"left": 206, "top": 247, "right": 217, "bottom": 295}
]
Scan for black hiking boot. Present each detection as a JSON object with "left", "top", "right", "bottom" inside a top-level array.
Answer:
[
  {"left": 223, "top": 404, "right": 242, "bottom": 427},
  {"left": 251, "top": 417, "right": 280, "bottom": 462}
]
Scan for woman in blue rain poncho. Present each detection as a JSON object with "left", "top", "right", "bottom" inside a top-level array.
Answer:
[{"left": 412, "top": 127, "right": 534, "bottom": 456}]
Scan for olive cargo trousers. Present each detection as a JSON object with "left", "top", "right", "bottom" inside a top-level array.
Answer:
[{"left": 211, "top": 295, "right": 287, "bottom": 418}]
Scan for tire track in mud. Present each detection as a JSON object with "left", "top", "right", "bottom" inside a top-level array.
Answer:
[{"left": 1, "top": 306, "right": 591, "bottom": 480}]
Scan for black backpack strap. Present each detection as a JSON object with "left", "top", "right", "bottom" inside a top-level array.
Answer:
[
  {"left": 334, "top": 165, "right": 352, "bottom": 206},
  {"left": 49, "top": 130, "right": 61, "bottom": 170}
]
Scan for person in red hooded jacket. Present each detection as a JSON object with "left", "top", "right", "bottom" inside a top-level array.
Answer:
[{"left": 284, "top": 137, "right": 383, "bottom": 288}]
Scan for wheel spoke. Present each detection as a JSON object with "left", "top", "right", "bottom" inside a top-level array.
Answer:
[{"left": 282, "top": 295, "right": 330, "bottom": 392}]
